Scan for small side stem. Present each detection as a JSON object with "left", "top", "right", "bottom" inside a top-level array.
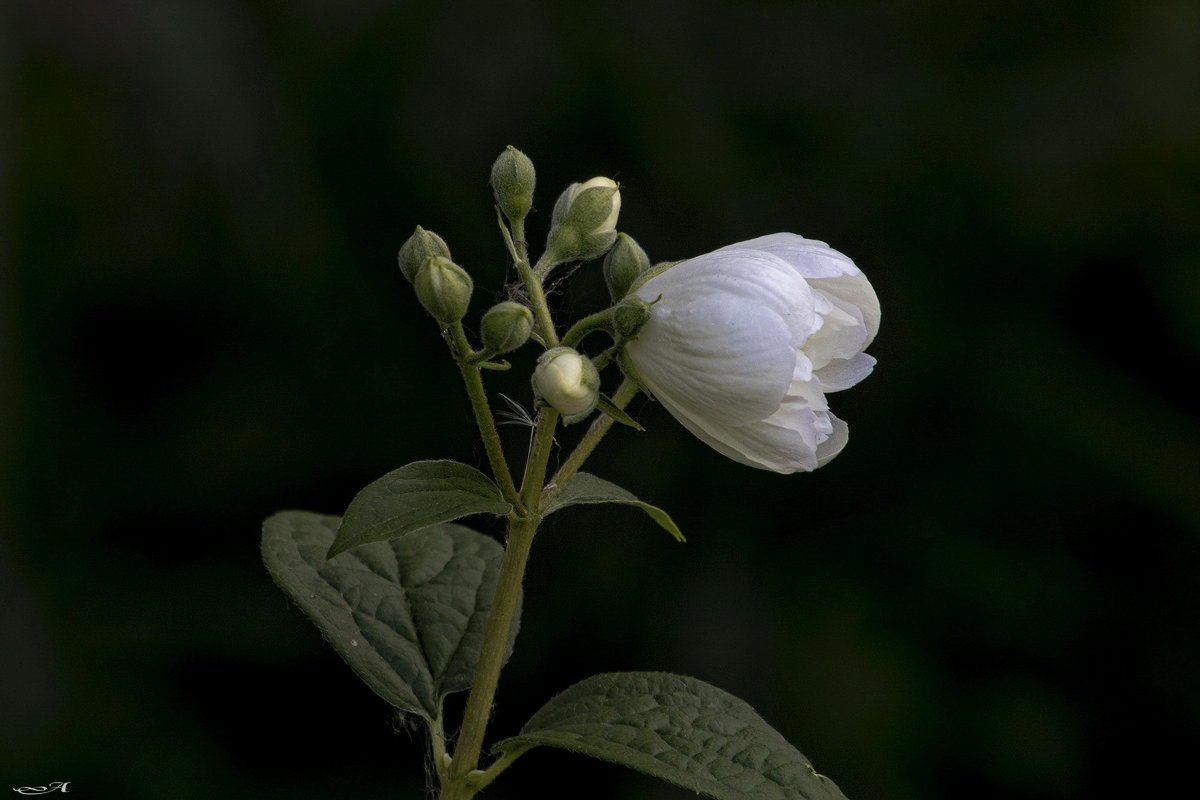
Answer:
[
  {"left": 546, "top": 377, "right": 638, "bottom": 500},
  {"left": 467, "top": 742, "right": 534, "bottom": 793},
  {"left": 517, "top": 261, "right": 558, "bottom": 348},
  {"left": 560, "top": 307, "right": 616, "bottom": 350},
  {"left": 450, "top": 324, "right": 523, "bottom": 512}
]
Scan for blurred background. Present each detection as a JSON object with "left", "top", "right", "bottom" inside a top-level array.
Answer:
[{"left": 2, "top": 0, "right": 1198, "bottom": 798}]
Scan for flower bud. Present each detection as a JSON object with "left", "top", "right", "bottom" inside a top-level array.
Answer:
[
  {"left": 532, "top": 346, "right": 600, "bottom": 423},
  {"left": 398, "top": 226, "right": 451, "bottom": 284},
  {"left": 544, "top": 177, "right": 621, "bottom": 264},
  {"left": 602, "top": 233, "right": 650, "bottom": 301},
  {"left": 490, "top": 146, "right": 536, "bottom": 224},
  {"left": 480, "top": 301, "right": 534, "bottom": 354},
  {"left": 413, "top": 256, "right": 473, "bottom": 326}
]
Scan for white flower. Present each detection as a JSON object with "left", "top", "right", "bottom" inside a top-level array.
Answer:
[{"left": 623, "top": 233, "right": 880, "bottom": 473}]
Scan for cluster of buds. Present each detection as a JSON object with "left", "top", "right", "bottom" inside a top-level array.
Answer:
[
  {"left": 396, "top": 146, "right": 642, "bottom": 424},
  {"left": 395, "top": 145, "right": 880, "bottom": 468}
]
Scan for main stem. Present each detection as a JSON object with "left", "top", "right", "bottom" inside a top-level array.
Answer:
[
  {"left": 440, "top": 514, "right": 537, "bottom": 800},
  {"left": 441, "top": 217, "right": 563, "bottom": 800}
]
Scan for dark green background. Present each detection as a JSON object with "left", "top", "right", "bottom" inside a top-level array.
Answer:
[{"left": 3, "top": 1, "right": 1197, "bottom": 798}]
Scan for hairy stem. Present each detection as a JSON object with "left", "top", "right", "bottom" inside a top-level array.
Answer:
[
  {"left": 440, "top": 513, "right": 538, "bottom": 800},
  {"left": 546, "top": 377, "right": 638, "bottom": 502},
  {"left": 439, "top": 213, "right": 570, "bottom": 799},
  {"left": 450, "top": 324, "right": 523, "bottom": 512}
]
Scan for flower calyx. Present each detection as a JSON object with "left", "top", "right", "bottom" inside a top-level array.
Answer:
[{"left": 602, "top": 232, "right": 650, "bottom": 301}]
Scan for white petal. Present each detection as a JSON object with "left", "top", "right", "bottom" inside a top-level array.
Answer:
[
  {"left": 655, "top": 391, "right": 822, "bottom": 473},
  {"left": 803, "top": 301, "right": 868, "bottom": 369},
  {"left": 815, "top": 353, "right": 876, "bottom": 392},
  {"left": 649, "top": 376, "right": 836, "bottom": 474},
  {"left": 718, "top": 233, "right": 880, "bottom": 346},
  {"left": 627, "top": 291, "right": 796, "bottom": 425},
  {"left": 717, "top": 233, "right": 857, "bottom": 280},
  {"left": 815, "top": 414, "right": 850, "bottom": 467},
  {"left": 810, "top": 273, "right": 881, "bottom": 348},
  {"left": 636, "top": 249, "right": 820, "bottom": 346}
]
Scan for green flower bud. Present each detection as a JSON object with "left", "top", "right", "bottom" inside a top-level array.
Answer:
[
  {"left": 613, "top": 295, "right": 652, "bottom": 340},
  {"left": 544, "top": 177, "right": 621, "bottom": 264},
  {"left": 480, "top": 301, "right": 534, "bottom": 354},
  {"left": 490, "top": 146, "right": 536, "bottom": 224},
  {"left": 532, "top": 346, "right": 600, "bottom": 423},
  {"left": 398, "top": 226, "right": 451, "bottom": 283},
  {"left": 413, "top": 256, "right": 473, "bottom": 326},
  {"left": 602, "top": 232, "right": 650, "bottom": 301}
]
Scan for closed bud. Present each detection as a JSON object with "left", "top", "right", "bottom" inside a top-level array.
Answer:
[
  {"left": 480, "top": 301, "right": 534, "bottom": 354},
  {"left": 413, "top": 256, "right": 473, "bottom": 326},
  {"left": 544, "top": 177, "right": 621, "bottom": 264},
  {"left": 490, "top": 146, "right": 536, "bottom": 224},
  {"left": 398, "top": 226, "right": 451, "bottom": 283},
  {"left": 532, "top": 347, "right": 600, "bottom": 423},
  {"left": 602, "top": 233, "right": 650, "bottom": 301}
]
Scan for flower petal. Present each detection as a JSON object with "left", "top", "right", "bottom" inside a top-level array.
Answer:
[
  {"left": 627, "top": 292, "right": 796, "bottom": 426},
  {"left": 815, "top": 413, "right": 850, "bottom": 467},
  {"left": 636, "top": 249, "right": 820, "bottom": 346},
  {"left": 814, "top": 352, "right": 876, "bottom": 392},
  {"left": 717, "top": 233, "right": 855, "bottom": 280},
  {"left": 648, "top": 378, "right": 836, "bottom": 474},
  {"left": 623, "top": 233, "right": 877, "bottom": 473},
  {"left": 718, "top": 233, "right": 880, "bottom": 346}
]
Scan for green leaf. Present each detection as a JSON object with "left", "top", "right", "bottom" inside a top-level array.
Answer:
[
  {"left": 596, "top": 393, "right": 645, "bottom": 431},
  {"left": 495, "top": 672, "right": 847, "bottom": 800},
  {"left": 262, "top": 511, "right": 520, "bottom": 720},
  {"left": 545, "top": 472, "right": 684, "bottom": 542},
  {"left": 328, "top": 459, "right": 512, "bottom": 558}
]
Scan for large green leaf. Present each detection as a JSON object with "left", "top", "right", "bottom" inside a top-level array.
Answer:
[
  {"left": 262, "top": 511, "right": 519, "bottom": 720},
  {"left": 494, "top": 672, "right": 847, "bottom": 800},
  {"left": 545, "top": 472, "right": 684, "bottom": 542},
  {"left": 328, "top": 459, "right": 512, "bottom": 557}
]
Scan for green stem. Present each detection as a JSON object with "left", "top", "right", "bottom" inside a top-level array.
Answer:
[
  {"left": 439, "top": 407, "right": 561, "bottom": 800},
  {"left": 450, "top": 324, "right": 523, "bottom": 512},
  {"left": 501, "top": 214, "right": 557, "bottom": 348},
  {"left": 439, "top": 212, "right": 577, "bottom": 799},
  {"left": 532, "top": 251, "right": 560, "bottom": 280},
  {"left": 440, "top": 514, "right": 538, "bottom": 800},
  {"left": 560, "top": 307, "right": 616, "bottom": 350},
  {"left": 467, "top": 742, "right": 534, "bottom": 793},
  {"left": 431, "top": 713, "right": 449, "bottom": 781},
  {"left": 517, "top": 260, "right": 558, "bottom": 348},
  {"left": 546, "top": 377, "right": 638, "bottom": 502}
]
